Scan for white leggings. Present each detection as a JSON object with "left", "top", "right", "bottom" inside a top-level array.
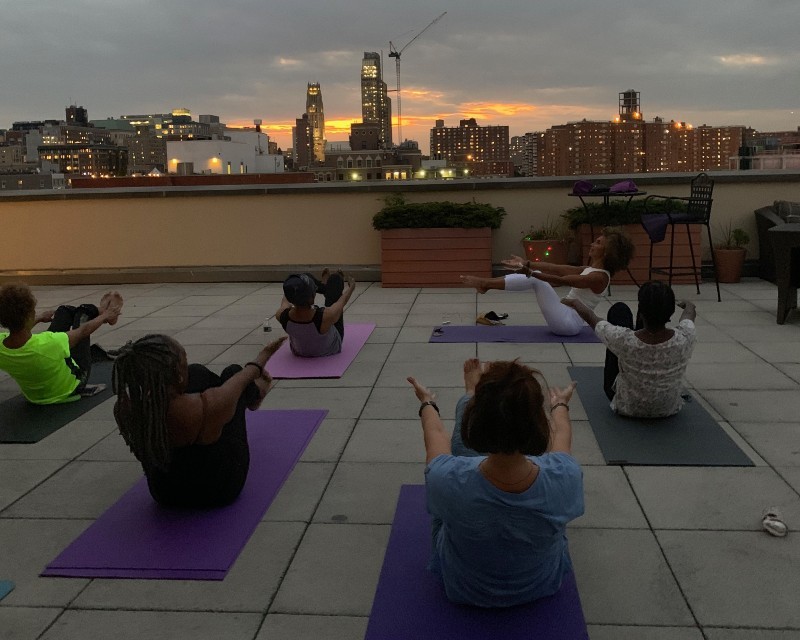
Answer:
[{"left": 504, "top": 273, "right": 585, "bottom": 336}]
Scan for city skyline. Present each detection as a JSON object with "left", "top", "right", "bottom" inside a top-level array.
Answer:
[{"left": 2, "top": 1, "right": 798, "bottom": 155}]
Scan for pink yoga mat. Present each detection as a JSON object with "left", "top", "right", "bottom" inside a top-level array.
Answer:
[
  {"left": 267, "top": 323, "right": 376, "bottom": 378},
  {"left": 42, "top": 409, "right": 326, "bottom": 580}
]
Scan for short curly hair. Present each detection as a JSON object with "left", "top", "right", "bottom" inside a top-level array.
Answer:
[
  {"left": 461, "top": 360, "right": 550, "bottom": 455},
  {"left": 602, "top": 227, "right": 635, "bottom": 275},
  {"left": 0, "top": 283, "right": 37, "bottom": 332}
]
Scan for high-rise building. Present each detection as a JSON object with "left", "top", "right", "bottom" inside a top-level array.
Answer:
[
  {"left": 306, "top": 82, "right": 325, "bottom": 163},
  {"left": 511, "top": 132, "right": 539, "bottom": 177},
  {"left": 294, "top": 113, "right": 313, "bottom": 170},
  {"left": 65, "top": 104, "right": 89, "bottom": 127},
  {"left": 430, "top": 118, "right": 512, "bottom": 176},
  {"left": 536, "top": 91, "right": 747, "bottom": 176},
  {"left": 361, "top": 52, "right": 392, "bottom": 149}
]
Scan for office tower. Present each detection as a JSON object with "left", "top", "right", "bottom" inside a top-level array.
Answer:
[
  {"left": 66, "top": 105, "right": 89, "bottom": 126},
  {"left": 294, "top": 113, "right": 313, "bottom": 169},
  {"left": 306, "top": 82, "right": 325, "bottom": 163},
  {"left": 361, "top": 52, "right": 392, "bottom": 149}
]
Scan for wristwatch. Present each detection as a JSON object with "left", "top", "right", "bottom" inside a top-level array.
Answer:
[{"left": 418, "top": 400, "right": 440, "bottom": 417}]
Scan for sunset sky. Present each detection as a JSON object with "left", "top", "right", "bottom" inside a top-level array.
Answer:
[{"left": 2, "top": 0, "right": 798, "bottom": 155}]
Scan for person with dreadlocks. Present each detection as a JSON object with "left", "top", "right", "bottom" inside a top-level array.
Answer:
[
  {"left": 563, "top": 280, "right": 697, "bottom": 418},
  {"left": 112, "top": 334, "right": 286, "bottom": 508},
  {"left": 0, "top": 283, "right": 122, "bottom": 404}
]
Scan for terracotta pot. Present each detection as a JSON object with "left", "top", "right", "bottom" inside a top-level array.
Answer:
[
  {"left": 521, "top": 239, "right": 568, "bottom": 265},
  {"left": 713, "top": 247, "right": 746, "bottom": 283},
  {"left": 380, "top": 227, "right": 492, "bottom": 287}
]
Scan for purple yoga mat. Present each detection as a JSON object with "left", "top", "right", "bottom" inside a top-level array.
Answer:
[
  {"left": 42, "top": 409, "right": 326, "bottom": 580},
  {"left": 429, "top": 325, "right": 600, "bottom": 343},
  {"left": 365, "top": 485, "right": 588, "bottom": 640},
  {"left": 267, "top": 323, "right": 376, "bottom": 378}
]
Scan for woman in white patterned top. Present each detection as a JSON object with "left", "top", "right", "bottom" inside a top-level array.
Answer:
[
  {"left": 461, "top": 227, "right": 634, "bottom": 336},
  {"left": 563, "top": 280, "right": 697, "bottom": 418}
]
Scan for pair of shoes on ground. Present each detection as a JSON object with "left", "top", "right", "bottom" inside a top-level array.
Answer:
[
  {"left": 476, "top": 310, "right": 508, "bottom": 326},
  {"left": 762, "top": 507, "right": 788, "bottom": 537}
]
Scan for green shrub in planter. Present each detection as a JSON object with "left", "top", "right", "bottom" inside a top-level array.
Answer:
[
  {"left": 562, "top": 198, "right": 686, "bottom": 229},
  {"left": 372, "top": 195, "right": 505, "bottom": 230}
]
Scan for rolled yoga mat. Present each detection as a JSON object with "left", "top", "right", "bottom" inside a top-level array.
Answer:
[
  {"left": 429, "top": 325, "right": 600, "bottom": 344},
  {"left": 365, "top": 484, "right": 589, "bottom": 640},
  {"left": 267, "top": 323, "right": 376, "bottom": 378},
  {"left": 0, "top": 360, "right": 114, "bottom": 444},
  {"left": 568, "top": 366, "right": 753, "bottom": 466},
  {"left": 42, "top": 409, "right": 327, "bottom": 580}
]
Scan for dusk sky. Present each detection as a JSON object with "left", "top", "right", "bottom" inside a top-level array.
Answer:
[{"left": 2, "top": 0, "right": 798, "bottom": 154}]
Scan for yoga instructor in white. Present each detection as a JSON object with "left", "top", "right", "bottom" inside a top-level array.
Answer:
[{"left": 461, "top": 227, "right": 634, "bottom": 336}]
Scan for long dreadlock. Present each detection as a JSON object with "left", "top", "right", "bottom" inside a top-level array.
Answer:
[{"left": 112, "top": 334, "right": 182, "bottom": 472}]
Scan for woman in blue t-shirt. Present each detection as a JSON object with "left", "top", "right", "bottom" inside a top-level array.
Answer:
[{"left": 407, "top": 359, "right": 584, "bottom": 608}]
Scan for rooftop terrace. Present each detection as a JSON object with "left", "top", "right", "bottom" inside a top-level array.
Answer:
[{"left": 0, "top": 278, "right": 798, "bottom": 639}]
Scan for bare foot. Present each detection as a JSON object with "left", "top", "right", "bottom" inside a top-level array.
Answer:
[
  {"left": 460, "top": 275, "right": 488, "bottom": 294},
  {"left": 99, "top": 291, "right": 124, "bottom": 325},
  {"left": 463, "top": 358, "right": 483, "bottom": 394}
]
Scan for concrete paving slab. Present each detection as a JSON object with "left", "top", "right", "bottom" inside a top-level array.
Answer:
[
  {"left": 569, "top": 528, "right": 694, "bottom": 626},
  {"left": 0, "top": 419, "right": 116, "bottom": 461},
  {"left": 685, "top": 362, "right": 797, "bottom": 389},
  {"left": 362, "top": 387, "right": 465, "bottom": 420},
  {"left": 477, "top": 342, "right": 570, "bottom": 363},
  {"left": 0, "top": 459, "right": 65, "bottom": 511},
  {"left": 732, "top": 422, "right": 800, "bottom": 467},
  {"left": 365, "top": 326, "right": 400, "bottom": 343},
  {"left": 689, "top": 342, "right": 761, "bottom": 363},
  {"left": 378, "top": 360, "right": 467, "bottom": 388},
  {"left": 256, "top": 614, "right": 368, "bottom": 640},
  {"left": 313, "top": 462, "right": 424, "bottom": 524},
  {"left": 748, "top": 341, "right": 800, "bottom": 363},
  {"left": 0, "top": 607, "right": 61, "bottom": 640},
  {"left": 386, "top": 341, "right": 476, "bottom": 362},
  {"left": 704, "top": 631, "right": 800, "bottom": 640},
  {"left": 39, "top": 610, "right": 263, "bottom": 640},
  {"left": 627, "top": 467, "right": 800, "bottom": 531},
  {"left": 263, "top": 386, "right": 371, "bottom": 419},
  {"left": 148, "top": 304, "right": 229, "bottom": 317},
  {"left": 345, "top": 312, "right": 408, "bottom": 328},
  {"left": 570, "top": 420, "right": 606, "bottom": 466},
  {"left": 122, "top": 316, "right": 202, "bottom": 331},
  {"left": 658, "top": 530, "right": 800, "bottom": 628},
  {"left": 270, "top": 523, "right": 390, "bottom": 616},
  {"left": 587, "top": 625, "right": 702, "bottom": 640},
  {"left": 183, "top": 343, "right": 229, "bottom": 365},
  {"left": 262, "top": 462, "right": 334, "bottom": 522},
  {"left": 299, "top": 418, "right": 355, "bottom": 462},
  {"left": 701, "top": 390, "right": 800, "bottom": 422},
  {"left": 78, "top": 430, "right": 134, "bottom": 461},
  {"left": 72, "top": 522, "right": 305, "bottom": 612},
  {"left": 564, "top": 343, "right": 607, "bottom": 363},
  {"left": 777, "top": 466, "right": 800, "bottom": 494},
  {"left": 2, "top": 460, "right": 141, "bottom": 519},
  {"left": 573, "top": 466, "right": 649, "bottom": 529},
  {"left": 341, "top": 419, "right": 427, "bottom": 464},
  {"left": 172, "top": 326, "right": 254, "bottom": 345},
  {"left": 0, "top": 519, "right": 90, "bottom": 606}
]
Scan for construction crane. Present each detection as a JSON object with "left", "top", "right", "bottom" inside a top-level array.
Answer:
[{"left": 388, "top": 11, "right": 446, "bottom": 144}]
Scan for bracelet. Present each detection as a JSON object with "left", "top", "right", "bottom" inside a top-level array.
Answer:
[
  {"left": 245, "top": 361, "right": 264, "bottom": 375},
  {"left": 418, "top": 400, "right": 440, "bottom": 417},
  {"left": 550, "top": 402, "right": 569, "bottom": 413}
]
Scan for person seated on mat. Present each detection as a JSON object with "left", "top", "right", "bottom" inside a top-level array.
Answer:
[
  {"left": 460, "top": 227, "right": 634, "bottom": 336},
  {"left": 562, "top": 280, "right": 697, "bottom": 418},
  {"left": 407, "top": 359, "right": 584, "bottom": 608},
  {"left": 0, "top": 283, "right": 123, "bottom": 404},
  {"left": 276, "top": 270, "right": 356, "bottom": 357},
  {"left": 112, "top": 334, "right": 286, "bottom": 508}
]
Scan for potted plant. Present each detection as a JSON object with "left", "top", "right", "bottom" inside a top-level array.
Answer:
[
  {"left": 372, "top": 194, "right": 505, "bottom": 287},
  {"left": 713, "top": 225, "right": 750, "bottom": 283},
  {"left": 562, "top": 199, "right": 701, "bottom": 285},
  {"left": 521, "top": 217, "right": 570, "bottom": 265}
]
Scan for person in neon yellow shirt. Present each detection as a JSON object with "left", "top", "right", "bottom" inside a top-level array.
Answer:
[{"left": 0, "top": 284, "right": 122, "bottom": 404}]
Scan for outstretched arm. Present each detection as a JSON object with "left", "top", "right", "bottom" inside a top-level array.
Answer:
[
  {"left": 407, "top": 376, "right": 450, "bottom": 464},
  {"left": 548, "top": 382, "right": 577, "bottom": 454},
  {"left": 501, "top": 254, "right": 583, "bottom": 277},
  {"left": 66, "top": 308, "right": 119, "bottom": 348},
  {"left": 275, "top": 296, "right": 292, "bottom": 323},
  {"left": 561, "top": 297, "right": 602, "bottom": 329}
]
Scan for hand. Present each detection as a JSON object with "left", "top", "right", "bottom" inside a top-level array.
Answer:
[
  {"left": 257, "top": 336, "right": 288, "bottom": 366},
  {"left": 35, "top": 309, "right": 55, "bottom": 324},
  {"left": 407, "top": 376, "right": 435, "bottom": 404},
  {"left": 549, "top": 381, "right": 577, "bottom": 408},
  {"left": 346, "top": 276, "right": 356, "bottom": 289},
  {"left": 501, "top": 254, "right": 527, "bottom": 270},
  {"left": 103, "top": 307, "right": 122, "bottom": 324}
]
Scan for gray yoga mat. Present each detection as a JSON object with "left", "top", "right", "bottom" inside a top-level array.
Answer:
[
  {"left": 568, "top": 366, "right": 753, "bottom": 466},
  {"left": 0, "top": 361, "right": 114, "bottom": 444}
]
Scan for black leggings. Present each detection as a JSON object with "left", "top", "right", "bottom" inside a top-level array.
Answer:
[
  {"left": 144, "top": 364, "right": 260, "bottom": 508},
  {"left": 49, "top": 303, "right": 99, "bottom": 387},
  {"left": 603, "top": 302, "right": 641, "bottom": 401}
]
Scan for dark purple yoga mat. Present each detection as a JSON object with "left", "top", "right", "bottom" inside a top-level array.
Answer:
[
  {"left": 365, "top": 485, "right": 589, "bottom": 640},
  {"left": 42, "top": 409, "right": 326, "bottom": 580},
  {"left": 429, "top": 325, "right": 600, "bottom": 343}
]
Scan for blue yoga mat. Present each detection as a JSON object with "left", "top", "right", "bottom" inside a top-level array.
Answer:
[
  {"left": 429, "top": 325, "right": 600, "bottom": 343},
  {"left": 0, "top": 580, "right": 13, "bottom": 601},
  {"left": 365, "top": 484, "right": 589, "bottom": 640},
  {"left": 569, "top": 366, "right": 753, "bottom": 466}
]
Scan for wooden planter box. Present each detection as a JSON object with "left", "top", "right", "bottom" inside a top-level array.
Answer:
[
  {"left": 380, "top": 228, "right": 492, "bottom": 287},
  {"left": 578, "top": 223, "right": 702, "bottom": 285}
]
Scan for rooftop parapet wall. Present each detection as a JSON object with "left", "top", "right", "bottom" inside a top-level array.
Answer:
[{"left": 0, "top": 172, "right": 798, "bottom": 281}]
